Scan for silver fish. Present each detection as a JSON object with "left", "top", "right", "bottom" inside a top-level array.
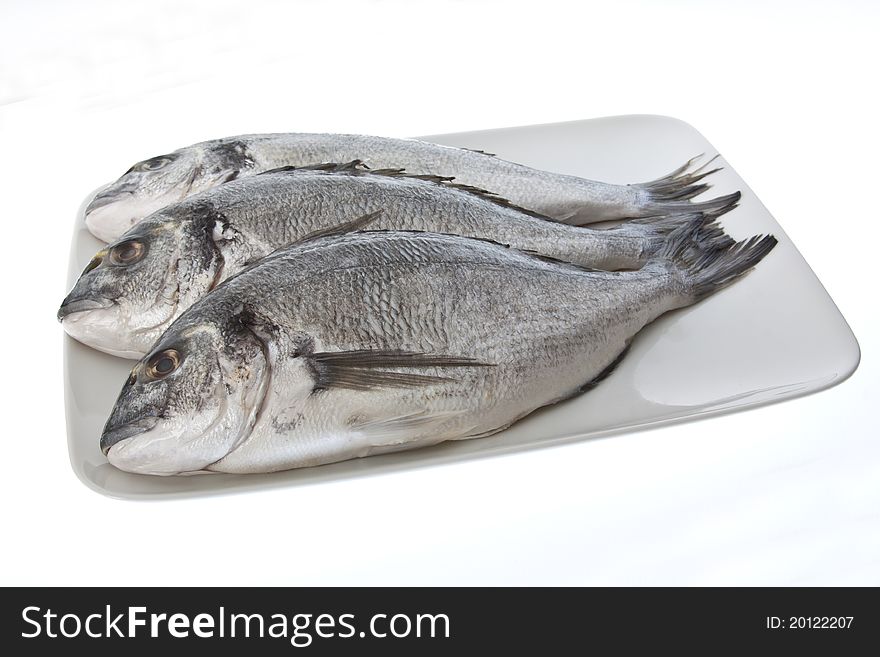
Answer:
[
  {"left": 60, "top": 163, "right": 740, "bottom": 358},
  {"left": 84, "top": 132, "right": 722, "bottom": 241},
  {"left": 99, "top": 227, "right": 776, "bottom": 476}
]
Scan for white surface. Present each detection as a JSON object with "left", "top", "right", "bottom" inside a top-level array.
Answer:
[
  {"left": 64, "top": 116, "right": 858, "bottom": 499},
  {"left": 1, "top": 0, "right": 878, "bottom": 584}
]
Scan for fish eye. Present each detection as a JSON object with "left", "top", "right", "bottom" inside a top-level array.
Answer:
[
  {"left": 131, "top": 155, "right": 174, "bottom": 173},
  {"left": 145, "top": 349, "right": 181, "bottom": 380},
  {"left": 108, "top": 240, "right": 146, "bottom": 266}
]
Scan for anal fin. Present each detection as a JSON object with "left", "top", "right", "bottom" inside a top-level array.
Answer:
[
  {"left": 353, "top": 409, "right": 470, "bottom": 448},
  {"left": 578, "top": 344, "right": 631, "bottom": 394}
]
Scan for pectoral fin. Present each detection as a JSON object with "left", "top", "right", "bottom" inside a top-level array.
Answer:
[
  {"left": 310, "top": 349, "right": 491, "bottom": 392},
  {"left": 295, "top": 210, "right": 383, "bottom": 245}
]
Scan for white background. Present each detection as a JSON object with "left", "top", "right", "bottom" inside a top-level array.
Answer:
[{"left": 1, "top": 0, "right": 877, "bottom": 585}]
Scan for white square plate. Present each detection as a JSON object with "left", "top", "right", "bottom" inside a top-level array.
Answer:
[{"left": 63, "top": 115, "right": 860, "bottom": 499}]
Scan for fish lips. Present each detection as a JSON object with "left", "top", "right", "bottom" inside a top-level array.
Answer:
[
  {"left": 100, "top": 416, "right": 160, "bottom": 456},
  {"left": 86, "top": 184, "right": 137, "bottom": 213},
  {"left": 57, "top": 295, "right": 113, "bottom": 321}
]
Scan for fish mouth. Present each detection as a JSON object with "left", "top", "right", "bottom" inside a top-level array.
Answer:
[
  {"left": 57, "top": 296, "right": 113, "bottom": 321},
  {"left": 101, "top": 416, "right": 160, "bottom": 455},
  {"left": 86, "top": 185, "right": 137, "bottom": 213}
]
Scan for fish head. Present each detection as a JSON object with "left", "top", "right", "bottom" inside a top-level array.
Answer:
[
  {"left": 59, "top": 213, "right": 226, "bottom": 358},
  {"left": 100, "top": 314, "right": 269, "bottom": 475},
  {"left": 84, "top": 140, "right": 249, "bottom": 242}
]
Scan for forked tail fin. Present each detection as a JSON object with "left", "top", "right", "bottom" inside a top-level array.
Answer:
[
  {"left": 618, "top": 190, "right": 741, "bottom": 264},
  {"left": 631, "top": 189, "right": 740, "bottom": 238},
  {"left": 641, "top": 154, "right": 720, "bottom": 197},
  {"left": 657, "top": 223, "right": 778, "bottom": 302},
  {"left": 633, "top": 154, "right": 737, "bottom": 218}
]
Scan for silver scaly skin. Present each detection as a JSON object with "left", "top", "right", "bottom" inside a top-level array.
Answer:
[
  {"left": 60, "top": 163, "right": 740, "bottom": 359},
  {"left": 85, "top": 133, "right": 723, "bottom": 242},
  {"left": 99, "top": 228, "right": 776, "bottom": 476}
]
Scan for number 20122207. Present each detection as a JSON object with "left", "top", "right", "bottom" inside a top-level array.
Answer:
[{"left": 766, "top": 617, "right": 854, "bottom": 629}]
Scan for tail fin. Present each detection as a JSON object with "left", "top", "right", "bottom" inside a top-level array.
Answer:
[
  {"left": 689, "top": 189, "right": 742, "bottom": 220},
  {"left": 639, "top": 154, "right": 721, "bottom": 200},
  {"left": 632, "top": 189, "right": 740, "bottom": 228},
  {"left": 633, "top": 189, "right": 741, "bottom": 224},
  {"left": 627, "top": 190, "right": 742, "bottom": 254},
  {"left": 658, "top": 223, "right": 778, "bottom": 302},
  {"left": 634, "top": 155, "right": 733, "bottom": 216}
]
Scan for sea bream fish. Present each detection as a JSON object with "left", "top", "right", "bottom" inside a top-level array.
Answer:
[
  {"left": 99, "top": 227, "right": 776, "bottom": 476},
  {"left": 59, "top": 162, "right": 740, "bottom": 359},
  {"left": 84, "top": 132, "right": 724, "bottom": 241}
]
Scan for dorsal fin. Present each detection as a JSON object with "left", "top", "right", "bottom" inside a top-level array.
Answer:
[
  {"left": 258, "top": 160, "right": 556, "bottom": 222},
  {"left": 258, "top": 160, "right": 366, "bottom": 176},
  {"left": 309, "top": 228, "right": 603, "bottom": 275},
  {"left": 236, "top": 227, "right": 603, "bottom": 285},
  {"left": 463, "top": 147, "right": 496, "bottom": 156},
  {"left": 515, "top": 248, "right": 602, "bottom": 273}
]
